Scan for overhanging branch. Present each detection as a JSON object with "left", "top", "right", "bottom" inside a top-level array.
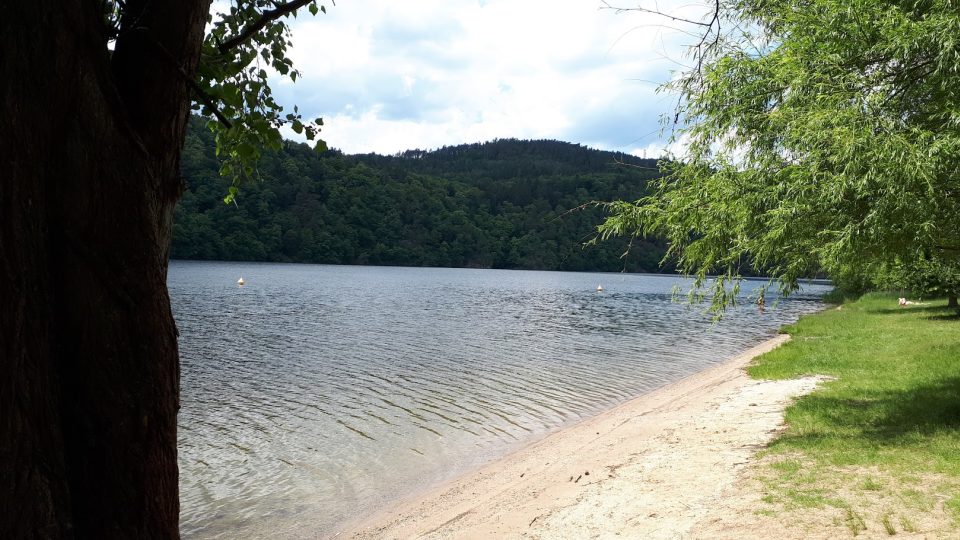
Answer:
[
  {"left": 187, "top": 78, "right": 233, "bottom": 129},
  {"left": 601, "top": 0, "right": 723, "bottom": 119},
  {"left": 217, "top": 0, "right": 315, "bottom": 54},
  {"left": 600, "top": 0, "right": 716, "bottom": 28},
  {"left": 138, "top": 28, "right": 234, "bottom": 128}
]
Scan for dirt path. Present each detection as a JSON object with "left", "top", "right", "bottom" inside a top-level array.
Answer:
[{"left": 347, "top": 335, "right": 826, "bottom": 539}]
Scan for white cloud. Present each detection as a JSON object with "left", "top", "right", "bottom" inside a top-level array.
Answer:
[{"left": 270, "top": 0, "right": 715, "bottom": 155}]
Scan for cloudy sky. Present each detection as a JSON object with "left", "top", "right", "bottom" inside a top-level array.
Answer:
[{"left": 255, "top": 0, "right": 711, "bottom": 156}]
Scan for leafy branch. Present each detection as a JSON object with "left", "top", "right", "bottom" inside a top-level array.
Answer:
[
  {"left": 217, "top": 0, "right": 329, "bottom": 53},
  {"left": 193, "top": 0, "right": 331, "bottom": 203}
]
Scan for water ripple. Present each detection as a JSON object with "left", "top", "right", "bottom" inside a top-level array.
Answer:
[{"left": 171, "top": 262, "right": 829, "bottom": 538}]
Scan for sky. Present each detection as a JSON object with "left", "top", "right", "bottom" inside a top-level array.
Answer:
[{"left": 245, "top": 0, "right": 713, "bottom": 157}]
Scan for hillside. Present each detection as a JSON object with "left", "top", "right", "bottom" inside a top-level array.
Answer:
[{"left": 173, "top": 118, "right": 669, "bottom": 272}]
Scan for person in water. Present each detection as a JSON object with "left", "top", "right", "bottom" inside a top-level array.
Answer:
[{"left": 757, "top": 291, "right": 765, "bottom": 313}]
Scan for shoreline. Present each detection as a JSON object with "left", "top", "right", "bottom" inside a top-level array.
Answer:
[{"left": 344, "top": 333, "right": 824, "bottom": 539}]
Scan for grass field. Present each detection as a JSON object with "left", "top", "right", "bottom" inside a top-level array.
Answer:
[{"left": 748, "top": 293, "right": 960, "bottom": 536}]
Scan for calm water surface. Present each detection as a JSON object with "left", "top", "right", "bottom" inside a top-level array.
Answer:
[{"left": 170, "top": 261, "right": 829, "bottom": 538}]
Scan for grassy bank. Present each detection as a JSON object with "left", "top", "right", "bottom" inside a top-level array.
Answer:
[{"left": 748, "top": 293, "right": 960, "bottom": 536}]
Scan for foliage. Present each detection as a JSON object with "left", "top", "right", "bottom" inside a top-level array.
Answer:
[
  {"left": 599, "top": 0, "right": 960, "bottom": 310},
  {"left": 174, "top": 117, "right": 668, "bottom": 271},
  {"left": 876, "top": 255, "right": 960, "bottom": 302}
]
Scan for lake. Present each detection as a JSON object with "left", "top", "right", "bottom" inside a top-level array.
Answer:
[{"left": 169, "top": 261, "right": 830, "bottom": 538}]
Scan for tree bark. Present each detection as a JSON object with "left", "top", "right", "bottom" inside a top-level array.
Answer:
[
  {"left": 949, "top": 294, "right": 958, "bottom": 308},
  {"left": 2, "top": 0, "right": 210, "bottom": 536}
]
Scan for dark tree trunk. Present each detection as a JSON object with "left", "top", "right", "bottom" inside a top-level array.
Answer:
[
  {"left": 2, "top": 0, "right": 210, "bottom": 536},
  {"left": 949, "top": 294, "right": 958, "bottom": 308}
]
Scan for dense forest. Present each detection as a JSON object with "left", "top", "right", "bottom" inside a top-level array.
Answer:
[{"left": 174, "top": 118, "right": 669, "bottom": 272}]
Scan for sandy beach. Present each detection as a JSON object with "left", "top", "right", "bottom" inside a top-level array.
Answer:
[{"left": 346, "top": 334, "right": 825, "bottom": 539}]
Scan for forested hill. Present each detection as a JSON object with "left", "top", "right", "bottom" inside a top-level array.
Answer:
[{"left": 173, "top": 118, "right": 670, "bottom": 272}]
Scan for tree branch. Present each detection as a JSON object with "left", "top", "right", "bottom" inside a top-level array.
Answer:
[
  {"left": 601, "top": 0, "right": 723, "bottom": 125},
  {"left": 218, "top": 0, "right": 315, "bottom": 54},
  {"left": 612, "top": 157, "right": 661, "bottom": 170},
  {"left": 137, "top": 28, "right": 234, "bottom": 128},
  {"left": 600, "top": 0, "right": 714, "bottom": 28},
  {"left": 186, "top": 78, "right": 234, "bottom": 129}
]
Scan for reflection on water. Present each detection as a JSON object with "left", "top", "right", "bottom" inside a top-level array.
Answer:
[{"left": 170, "top": 262, "right": 829, "bottom": 538}]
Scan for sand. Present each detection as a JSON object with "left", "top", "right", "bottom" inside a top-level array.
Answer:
[{"left": 346, "top": 335, "right": 827, "bottom": 539}]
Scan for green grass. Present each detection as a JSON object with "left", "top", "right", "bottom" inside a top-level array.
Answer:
[
  {"left": 947, "top": 494, "right": 960, "bottom": 520},
  {"left": 748, "top": 293, "right": 960, "bottom": 529},
  {"left": 842, "top": 507, "right": 867, "bottom": 536},
  {"left": 880, "top": 512, "right": 896, "bottom": 535}
]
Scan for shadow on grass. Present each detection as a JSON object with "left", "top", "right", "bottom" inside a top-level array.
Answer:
[
  {"left": 870, "top": 305, "right": 949, "bottom": 316},
  {"left": 775, "top": 376, "right": 960, "bottom": 449}
]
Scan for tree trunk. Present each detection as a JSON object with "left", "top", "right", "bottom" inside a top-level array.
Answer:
[
  {"left": 2, "top": 0, "right": 210, "bottom": 536},
  {"left": 949, "top": 294, "right": 958, "bottom": 309}
]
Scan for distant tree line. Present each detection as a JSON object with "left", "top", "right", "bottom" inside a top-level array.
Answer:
[{"left": 174, "top": 117, "right": 671, "bottom": 272}]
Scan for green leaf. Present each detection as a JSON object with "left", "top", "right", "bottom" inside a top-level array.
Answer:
[
  {"left": 235, "top": 142, "right": 256, "bottom": 160},
  {"left": 223, "top": 185, "right": 239, "bottom": 205},
  {"left": 199, "top": 0, "right": 335, "bottom": 201}
]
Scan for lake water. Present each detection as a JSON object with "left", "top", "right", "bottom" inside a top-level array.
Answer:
[{"left": 170, "top": 261, "right": 829, "bottom": 538}]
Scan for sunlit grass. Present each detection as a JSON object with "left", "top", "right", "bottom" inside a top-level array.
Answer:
[{"left": 747, "top": 293, "right": 960, "bottom": 532}]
